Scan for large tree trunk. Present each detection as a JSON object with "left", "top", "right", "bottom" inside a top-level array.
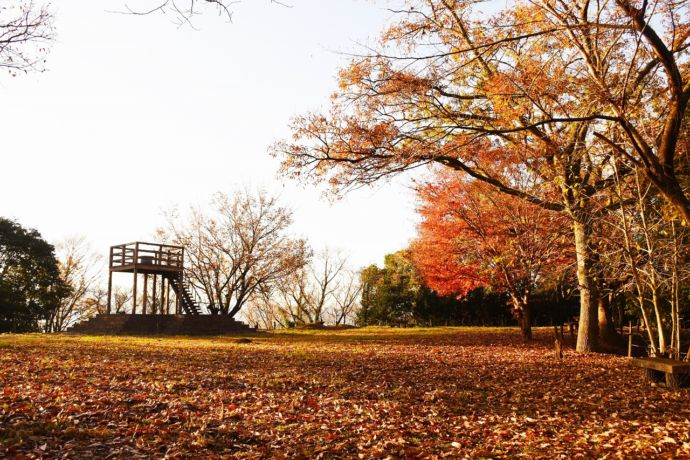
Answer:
[
  {"left": 510, "top": 294, "right": 532, "bottom": 341},
  {"left": 597, "top": 295, "right": 612, "bottom": 340},
  {"left": 654, "top": 178, "right": 690, "bottom": 224},
  {"left": 518, "top": 307, "right": 532, "bottom": 341},
  {"left": 597, "top": 293, "right": 625, "bottom": 351},
  {"left": 573, "top": 218, "right": 599, "bottom": 352}
]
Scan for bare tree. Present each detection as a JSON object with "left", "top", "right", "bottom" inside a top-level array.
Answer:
[
  {"left": 116, "top": 0, "right": 288, "bottom": 28},
  {"left": 111, "top": 288, "right": 133, "bottom": 314},
  {"left": 275, "top": 248, "right": 345, "bottom": 325},
  {"left": 243, "top": 285, "right": 282, "bottom": 330},
  {"left": 44, "top": 236, "right": 103, "bottom": 332},
  {"left": 328, "top": 269, "right": 362, "bottom": 326},
  {"left": 269, "top": 248, "right": 361, "bottom": 326},
  {"left": 1, "top": 2, "right": 54, "bottom": 75},
  {"left": 159, "top": 189, "right": 309, "bottom": 318},
  {"left": 608, "top": 164, "right": 690, "bottom": 357},
  {"left": 86, "top": 286, "right": 133, "bottom": 315}
]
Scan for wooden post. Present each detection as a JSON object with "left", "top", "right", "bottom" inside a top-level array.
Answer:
[
  {"left": 666, "top": 373, "right": 681, "bottom": 391},
  {"left": 166, "top": 281, "right": 171, "bottom": 315},
  {"left": 553, "top": 326, "right": 563, "bottom": 361},
  {"left": 106, "top": 270, "right": 113, "bottom": 315},
  {"left": 628, "top": 334, "right": 633, "bottom": 358},
  {"left": 106, "top": 246, "right": 113, "bottom": 315},
  {"left": 152, "top": 274, "right": 158, "bottom": 315},
  {"left": 132, "top": 269, "right": 138, "bottom": 315},
  {"left": 143, "top": 274, "right": 148, "bottom": 315},
  {"left": 161, "top": 277, "right": 166, "bottom": 315}
]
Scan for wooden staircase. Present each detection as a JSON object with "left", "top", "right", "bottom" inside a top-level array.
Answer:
[{"left": 165, "top": 272, "right": 202, "bottom": 315}]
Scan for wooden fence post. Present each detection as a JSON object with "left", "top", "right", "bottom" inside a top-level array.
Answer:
[{"left": 554, "top": 326, "right": 563, "bottom": 361}]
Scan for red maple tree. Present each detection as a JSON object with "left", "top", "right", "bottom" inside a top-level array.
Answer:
[{"left": 412, "top": 171, "right": 572, "bottom": 339}]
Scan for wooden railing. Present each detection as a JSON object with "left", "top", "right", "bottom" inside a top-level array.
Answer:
[{"left": 110, "top": 242, "right": 184, "bottom": 270}]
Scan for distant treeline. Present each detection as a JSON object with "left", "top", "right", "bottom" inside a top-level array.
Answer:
[{"left": 355, "top": 250, "right": 579, "bottom": 328}]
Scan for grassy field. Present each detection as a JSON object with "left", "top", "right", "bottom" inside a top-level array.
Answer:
[{"left": 1, "top": 327, "right": 689, "bottom": 458}]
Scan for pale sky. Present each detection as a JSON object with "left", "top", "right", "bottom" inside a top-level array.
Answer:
[{"left": 0, "top": 0, "right": 421, "bottom": 272}]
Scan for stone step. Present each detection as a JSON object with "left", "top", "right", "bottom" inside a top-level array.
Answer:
[{"left": 68, "top": 314, "right": 255, "bottom": 335}]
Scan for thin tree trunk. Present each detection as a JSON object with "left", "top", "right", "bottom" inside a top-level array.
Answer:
[
  {"left": 635, "top": 172, "right": 667, "bottom": 354},
  {"left": 650, "top": 288, "right": 667, "bottom": 354},
  {"left": 613, "top": 161, "right": 659, "bottom": 355},
  {"left": 671, "top": 220, "right": 681, "bottom": 358}
]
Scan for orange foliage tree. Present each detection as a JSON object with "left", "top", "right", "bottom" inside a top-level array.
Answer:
[
  {"left": 273, "top": 0, "right": 690, "bottom": 351},
  {"left": 412, "top": 171, "right": 572, "bottom": 339}
]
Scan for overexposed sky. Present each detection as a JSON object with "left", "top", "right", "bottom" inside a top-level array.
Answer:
[{"left": 0, "top": 0, "right": 421, "bottom": 271}]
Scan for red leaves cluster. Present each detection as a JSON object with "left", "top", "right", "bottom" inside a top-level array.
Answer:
[
  {"left": 412, "top": 171, "right": 571, "bottom": 299},
  {"left": 1, "top": 330, "right": 689, "bottom": 458}
]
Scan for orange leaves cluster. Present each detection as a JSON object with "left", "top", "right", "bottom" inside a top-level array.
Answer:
[{"left": 337, "top": 59, "right": 373, "bottom": 93}]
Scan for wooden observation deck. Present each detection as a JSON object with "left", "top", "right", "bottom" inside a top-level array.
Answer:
[
  {"left": 107, "top": 242, "right": 202, "bottom": 316},
  {"left": 69, "top": 241, "right": 256, "bottom": 335}
]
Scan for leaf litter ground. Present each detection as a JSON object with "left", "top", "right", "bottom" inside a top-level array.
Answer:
[{"left": 1, "top": 328, "right": 689, "bottom": 458}]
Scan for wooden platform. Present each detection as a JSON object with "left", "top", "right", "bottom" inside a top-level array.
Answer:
[
  {"left": 631, "top": 357, "right": 690, "bottom": 390},
  {"left": 110, "top": 242, "right": 184, "bottom": 274},
  {"left": 67, "top": 314, "right": 256, "bottom": 336}
]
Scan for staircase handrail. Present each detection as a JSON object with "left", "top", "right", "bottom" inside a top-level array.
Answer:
[{"left": 178, "top": 273, "right": 210, "bottom": 314}]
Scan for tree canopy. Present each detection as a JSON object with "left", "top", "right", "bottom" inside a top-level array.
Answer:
[
  {"left": 273, "top": 0, "right": 690, "bottom": 352},
  {"left": 159, "top": 190, "right": 309, "bottom": 317},
  {"left": 0, "top": 218, "right": 68, "bottom": 332},
  {"left": 412, "top": 171, "right": 572, "bottom": 339},
  {"left": 274, "top": 0, "right": 690, "bottom": 219}
]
